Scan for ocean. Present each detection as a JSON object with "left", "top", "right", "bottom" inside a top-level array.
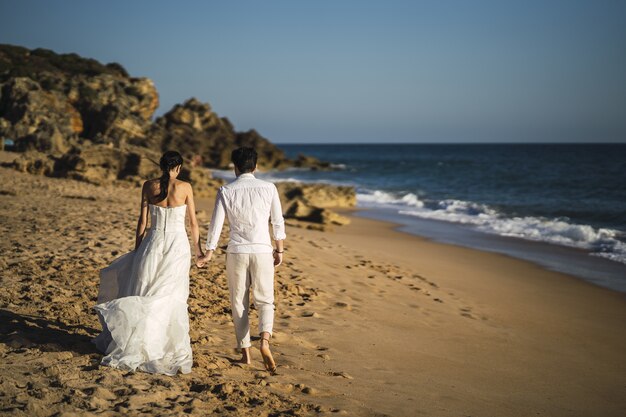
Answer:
[{"left": 215, "top": 143, "right": 626, "bottom": 292}]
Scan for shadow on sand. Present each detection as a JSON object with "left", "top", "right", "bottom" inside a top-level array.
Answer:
[{"left": 0, "top": 308, "right": 99, "bottom": 356}]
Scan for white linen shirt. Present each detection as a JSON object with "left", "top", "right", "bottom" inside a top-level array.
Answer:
[{"left": 206, "top": 172, "right": 286, "bottom": 253}]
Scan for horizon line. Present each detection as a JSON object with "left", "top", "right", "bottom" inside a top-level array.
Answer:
[{"left": 273, "top": 141, "right": 626, "bottom": 145}]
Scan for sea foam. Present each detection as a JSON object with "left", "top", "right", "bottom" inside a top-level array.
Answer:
[
  {"left": 357, "top": 189, "right": 626, "bottom": 265},
  {"left": 357, "top": 190, "right": 424, "bottom": 208}
]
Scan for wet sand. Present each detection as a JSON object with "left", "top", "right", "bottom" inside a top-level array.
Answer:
[{"left": 1, "top": 164, "right": 625, "bottom": 416}]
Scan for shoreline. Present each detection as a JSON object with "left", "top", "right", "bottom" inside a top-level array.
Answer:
[
  {"left": 338, "top": 206, "right": 626, "bottom": 297},
  {"left": 341, "top": 205, "right": 626, "bottom": 294}
]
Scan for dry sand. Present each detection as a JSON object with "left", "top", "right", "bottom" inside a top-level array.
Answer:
[{"left": 1, "top": 163, "right": 625, "bottom": 416}]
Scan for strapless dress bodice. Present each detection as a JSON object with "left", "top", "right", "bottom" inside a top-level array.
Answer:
[{"left": 149, "top": 204, "right": 186, "bottom": 232}]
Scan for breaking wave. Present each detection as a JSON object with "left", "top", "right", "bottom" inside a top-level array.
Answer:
[{"left": 357, "top": 189, "right": 626, "bottom": 265}]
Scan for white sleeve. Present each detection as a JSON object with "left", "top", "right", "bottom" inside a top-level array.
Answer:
[
  {"left": 206, "top": 187, "right": 226, "bottom": 250},
  {"left": 270, "top": 185, "right": 286, "bottom": 241}
]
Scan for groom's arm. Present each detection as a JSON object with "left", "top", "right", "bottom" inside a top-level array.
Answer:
[
  {"left": 270, "top": 184, "right": 286, "bottom": 244},
  {"left": 270, "top": 185, "right": 286, "bottom": 266},
  {"left": 205, "top": 187, "right": 226, "bottom": 255}
]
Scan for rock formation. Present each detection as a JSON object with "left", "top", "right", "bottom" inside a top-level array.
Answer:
[
  {"left": 51, "top": 144, "right": 161, "bottom": 185},
  {"left": 276, "top": 182, "right": 355, "bottom": 226},
  {"left": 0, "top": 44, "right": 349, "bottom": 225},
  {"left": 144, "top": 98, "right": 297, "bottom": 170},
  {"left": 276, "top": 182, "right": 356, "bottom": 208},
  {"left": 12, "top": 143, "right": 223, "bottom": 196},
  {"left": 0, "top": 44, "right": 331, "bottom": 173}
]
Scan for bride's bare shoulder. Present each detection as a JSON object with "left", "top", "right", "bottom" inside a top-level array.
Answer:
[
  {"left": 173, "top": 178, "right": 192, "bottom": 188},
  {"left": 141, "top": 179, "right": 161, "bottom": 192}
]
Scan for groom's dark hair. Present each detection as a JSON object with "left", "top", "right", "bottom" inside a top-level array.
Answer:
[{"left": 231, "top": 147, "right": 258, "bottom": 173}]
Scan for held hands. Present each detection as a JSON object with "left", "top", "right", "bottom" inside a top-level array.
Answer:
[{"left": 195, "top": 250, "right": 213, "bottom": 268}]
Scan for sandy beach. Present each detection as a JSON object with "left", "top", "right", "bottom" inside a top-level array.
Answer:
[{"left": 1, "top": 164, "right": 625, "bottom": 417}]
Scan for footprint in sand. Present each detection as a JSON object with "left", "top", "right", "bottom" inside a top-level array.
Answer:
[
  {"left": 328, "top": 371, "right": 353, "bottom": 379},
  {"left": 460, "top": 307, "right": 476, "bottom": 319},
  {"left": 334, "top": 302, "right": 352, "bottom": 310}
]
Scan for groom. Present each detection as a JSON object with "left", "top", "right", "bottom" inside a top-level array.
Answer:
[{"left": 198, "top": 147, "right": 285, "bottom": 373}]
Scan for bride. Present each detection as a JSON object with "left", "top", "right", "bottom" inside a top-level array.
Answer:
[{"left": 93, "top": 151, "right": 205, "bottom": 375}]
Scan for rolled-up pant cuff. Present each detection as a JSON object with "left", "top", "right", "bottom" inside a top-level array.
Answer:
[
  {"left": 259, "top": 326, "right": 273, "bottom": 337},
  {"left": 237, "top": 340, "right": 252, "bottom": 349}
]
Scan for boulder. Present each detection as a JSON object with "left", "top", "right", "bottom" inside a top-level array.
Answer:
[
  {"left": 283, "top": 198, "right": 351, "bottom": 226},
  {"left": 13, "top": 151, "right": 55, "bottom": 176},
  {"left": 284, "top": 198, "right": 317, "bottom": 219},
  {"left": 276, "top": 182, "right": 356, "bottom": 208},
  {"left": 292, "top": 153, "right": 333, "bottom": 170},
  {"left": 53, "top": 143, "right": 161, "bottom": 185},
  {"left": 319, "top": 209, "right": 351, "bottom": 226},
  {"left": 278, "top": 182, "right": 355, "bottom": 226}
]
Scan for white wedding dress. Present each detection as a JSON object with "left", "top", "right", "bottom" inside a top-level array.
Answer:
[{"left": 93, "top": 204, "right": 193, "bottom": 375}]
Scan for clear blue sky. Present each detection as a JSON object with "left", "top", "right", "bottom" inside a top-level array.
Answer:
[{"left": 1, "top": 0, "right": 625, "bottom": 143}]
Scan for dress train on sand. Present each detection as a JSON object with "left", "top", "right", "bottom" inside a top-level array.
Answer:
[{"left": 93, "top": 204, "right": 193, "bottom": 375}]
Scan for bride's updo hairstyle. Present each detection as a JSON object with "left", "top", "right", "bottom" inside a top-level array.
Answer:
[{"left": 157, "top": 151, "right": 183, "bottom": 202}]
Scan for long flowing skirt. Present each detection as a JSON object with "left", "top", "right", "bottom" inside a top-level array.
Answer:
[{"left": 93, "top": 229, "right": 193, "bottom": 375}]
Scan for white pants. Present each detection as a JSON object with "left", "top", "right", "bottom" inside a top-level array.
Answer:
[{"left": 226, "top": 252, "right": 275, "bottom": 349}]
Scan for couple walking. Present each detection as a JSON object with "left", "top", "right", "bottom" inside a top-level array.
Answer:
[{"left": 93, "top": 147, "right": 285, "bottom": 375}]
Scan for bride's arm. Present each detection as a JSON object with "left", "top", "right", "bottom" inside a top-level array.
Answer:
[
  {"left": 135, "top": 182, "right": 150, "bottom": 250},
  {"left": 185, "top": 183, "right": 204, "bottom": 260}
]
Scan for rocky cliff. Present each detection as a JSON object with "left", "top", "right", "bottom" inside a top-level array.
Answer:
[
  {"left": 0, "top": 44, "right": 351, "bottom": 225},
  {"left": 0, "top": 44, "right": 331, "bottom": 175}
]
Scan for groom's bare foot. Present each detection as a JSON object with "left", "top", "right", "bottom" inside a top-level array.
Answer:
[
  {"left": 234, "top": 347, "right": 251, "bottom": 365},
  {"left": 259, "top": 336, "right": 277, "bottom": 374}
]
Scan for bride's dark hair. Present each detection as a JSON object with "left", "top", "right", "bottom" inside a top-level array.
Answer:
[{"left": 157, "top": 151, "right": 183, "bottom": 202}]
